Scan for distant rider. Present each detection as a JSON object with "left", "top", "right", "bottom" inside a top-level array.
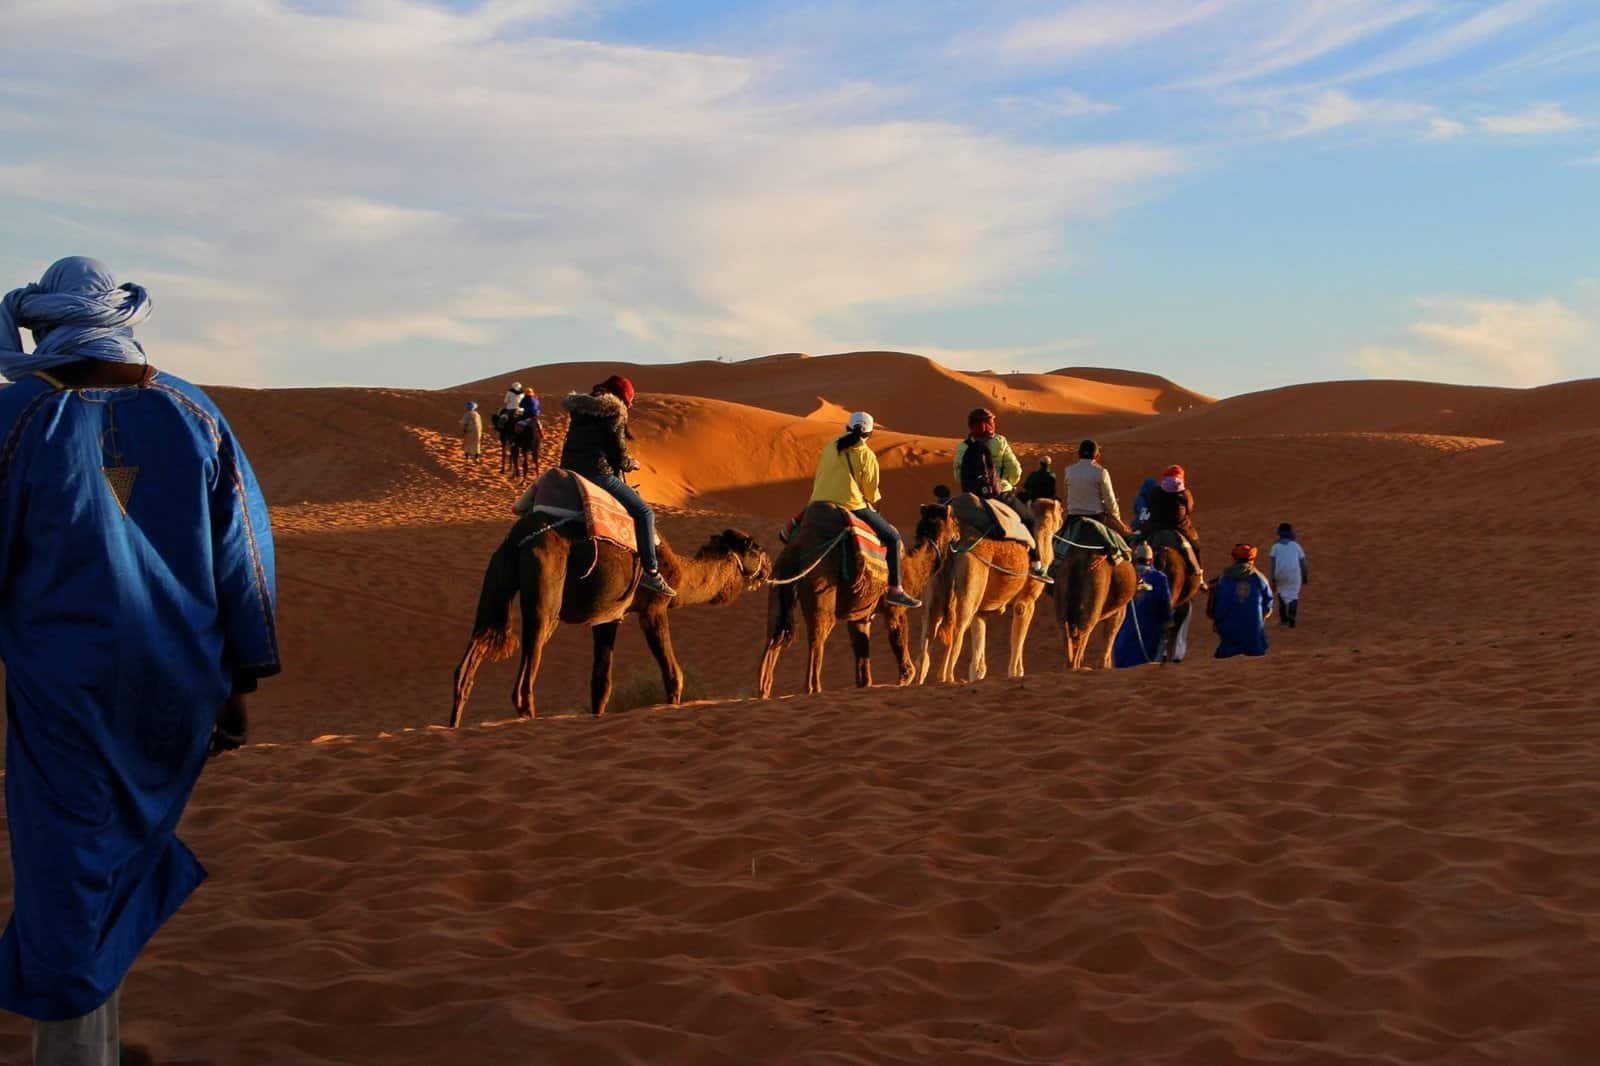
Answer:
[
  {"left": 810, "top": 412, "right": 922, "bottom": 609},
  {"left": 954, "top": 408, "right": 1048, "bottom": 581}
]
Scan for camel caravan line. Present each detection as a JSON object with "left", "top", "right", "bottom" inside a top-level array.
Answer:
[{"left": 448, "top": 393, "right": 1203, "bottom": 728}]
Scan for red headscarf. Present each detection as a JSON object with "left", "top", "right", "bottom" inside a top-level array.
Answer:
[
  {"left": 968, "top": 407, "right": 996, "bottom": 437},
  {"left": 594, "top": 375, "right": 635, "bottom": 408},
  {"left": 1231, "top": 543, "right": 1258, "bottom": 563}
]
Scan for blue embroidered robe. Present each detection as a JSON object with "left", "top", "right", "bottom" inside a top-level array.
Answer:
[
  {"left": 1211, "top": 563, "right": 1273, "bottom": 659},
  {"left": 1112, "top": 565, "right": 1172, "bottom": 668},
  {"left": 0, "top": 371, "right": 278, "bottom": 1020}
]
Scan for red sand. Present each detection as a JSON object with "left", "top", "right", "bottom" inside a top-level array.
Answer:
[{"left": 2, "top": 353, "right": 1597, "bottom": 1064}]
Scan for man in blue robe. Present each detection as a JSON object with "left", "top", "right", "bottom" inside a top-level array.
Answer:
[
  {"left": 1112, "top": 543, "right": 1172, "bottom": 668},
  {"left": 0, "top": 258, "right": 279, "bottom": 1064},
  {"left": 1207, "top": 543, "right": 1273, "bottom": 659}
]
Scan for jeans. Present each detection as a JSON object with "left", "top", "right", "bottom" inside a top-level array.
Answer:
[
  {"left": 592, "top": 473, "right": 660, "bottom": 572},
  {"left": 851, "top": 507, "right": 903, "bottom": 587},
  {"left": 34, "top": 985, "right": 119, "bottom": 1066}
]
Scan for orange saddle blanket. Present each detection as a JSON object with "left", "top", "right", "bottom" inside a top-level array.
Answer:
[{"left": 513, "top": 468, "right": 654, "bottom": 554}]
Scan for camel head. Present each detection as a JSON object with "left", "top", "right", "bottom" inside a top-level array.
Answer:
[
  {"left": 915, "top": 502, "right": 960, "bottom": 550},
  {"left": 705, "top": 528, "right": 772, "bottom": 590}
]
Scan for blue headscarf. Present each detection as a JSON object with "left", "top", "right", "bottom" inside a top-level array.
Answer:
[
  {"left": 0, "top": 257, "right": 151, "bottom": 382},
  {"left": 465, "top": 401, "right": 478, "bottom": 411}
]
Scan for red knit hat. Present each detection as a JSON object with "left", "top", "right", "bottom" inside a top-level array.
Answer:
[
  {"left": 1231, "top": 543, "right": 1258, "bottom": 563},
  {"left": 1163, "top": 464, "right": 1185, "bottom": 479},
  {"left": 595, "top": 375, "right": 636, "bottom": 408}
]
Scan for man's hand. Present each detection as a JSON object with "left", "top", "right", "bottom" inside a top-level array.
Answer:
[{"left": 209, "top": 694, "right": 249, "bottom": 756}]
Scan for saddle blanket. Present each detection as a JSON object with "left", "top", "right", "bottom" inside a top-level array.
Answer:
[
  {"left": 949, "top": 493, "right": 1035, "bottom": 548},
  {"left": 513, "top": 468, "right": 656, "bottom": 554},
  {"left": 777, "top": 505, "right": 888, "bottom": 586},
  {"left": 1059, "top": 516, "right": 1132, "bottom": 564}
]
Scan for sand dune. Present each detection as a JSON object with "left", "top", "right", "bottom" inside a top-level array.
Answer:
[
  {"left": 464, "top": 350, "right": 1212, "bottom": 439},
  {"left": 3, "top": 362, "right": 1599, "bottom": 1064}
]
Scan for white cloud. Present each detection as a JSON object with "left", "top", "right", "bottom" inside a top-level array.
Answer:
[
  {"left": 1477, "top": 102, "right": 1583, "bottom": 135},
  {"left": 1189, "top": 0, "right": 1434, "bottom": 87},
  {"left": 998, "top": 0, "right": 1238, "bottom": 60},
  {"left": 1576, "top": 150, "right": 1600, "bottom": 166},
  {"left": 2, "top": 0, "right": 1182, "bottom": 385},
  {"left": 1351, "top": 294, "right": 1595, "bottom": 387},
  {"left": 1426, "top": 117, "right": 1468, "bottom": 139},
  {"left": 996, "top": 88, "right": 1118, "bottom": 120},
  {"left": 1265, "top": 89, "right": 1432, "bottom": 137}
]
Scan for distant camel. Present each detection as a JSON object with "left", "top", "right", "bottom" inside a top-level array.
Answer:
[
  {"left": 450, "top": 520, "right": 770, "bottom": 725},
  {"left": 925, "top": 498, "right": 1063, "bottom": 684},
  {"left": 1148, "top": 530, "right": 1205, "bottom": 663},
  {"left": 1053, "top": 534, "right": 1138, "bottom": 671},
  {"left": 495, "top": 413, "right": 541, "bottom": 479},
  {"left": 758, "top": 503, "right": 960, "bottom": 698}
]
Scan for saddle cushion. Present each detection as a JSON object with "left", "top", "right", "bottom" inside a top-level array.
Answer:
[
  {"left": 949, "top": 493, "right": 1035, "bottom": 548},
  {"left": 776, "top": 502, "right": 887, "bottom": 589},
  {"left": 1059, "top": 516, "right": 1133, "bottom": 565},
  {"left": 513, "top": 468, "right": 654, "bottom": 554}
]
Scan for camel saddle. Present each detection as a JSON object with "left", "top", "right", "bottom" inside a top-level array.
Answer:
[
  {"left": 776, "top": 502, "right": 888, "bottom": 590},
  {"left": 1058, "top": 516, "right": 1132, "bottom": 565},
  {"left": 513, "top": 468, "right": 657, "bottom": 554},
  {"left": 948, "top": 493, "right": 1035, "bottom": 548}
]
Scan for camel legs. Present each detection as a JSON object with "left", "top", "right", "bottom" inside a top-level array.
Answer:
[
  {"left": 805, "top": 587, "right": 837, "bottom": 695},
  {"left": 1008, "top": 599, "right": 1037, "bottom": 678},
  {"left": 848, "top": 617, "right": 873, "bottom": 688},
  {"left": 883, "top": 607, "right": 916, "bottom": 686},
  {"left": 1097, "top": 606, "right": 1127, "bottom": 670},
  {"left": 591, "top": 621, "right": 620, "bottom": 715},
  {"left": 968, "top": 616, "right": 988, "bottom": 683},
  {"left": 1163, "top": 601, "right": 1192, "bottom": 664},
  {"left": 640, "top": 605, "right": 684, "bottom": 704},
  {"left": 512, "top": 559, "right": 562, "bottom": 718}
]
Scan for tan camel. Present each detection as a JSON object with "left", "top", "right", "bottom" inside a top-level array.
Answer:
[
  {"left": 450, "top": 519, "right": 770, "bottom": 725},
  {"left": 758, "top": 503, "right": 960, "bottom": 698},
  {"left": 925, "top": 498, "right": 1063, "bottom": 684},
  {"left": 1053, "top": 538, "right": 1138, "bottom": 670}
]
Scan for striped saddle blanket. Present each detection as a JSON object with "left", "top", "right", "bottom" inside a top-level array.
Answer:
[
  {"left": 514, "top": 468, "right": 653, "bottom": 554},
  {"left": 777, "top": 504, "right": 889, "bottom": 586}
]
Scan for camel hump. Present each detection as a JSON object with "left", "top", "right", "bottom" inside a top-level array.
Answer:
[{"left": 949, "top": 493, "right": 1032, "bottom": 546}]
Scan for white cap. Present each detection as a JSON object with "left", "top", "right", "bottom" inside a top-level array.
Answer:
[
  {"left": 511, "top": 382, "right": 523, "bottom": 391},
  {"left": 847, "top": 411, "right": 875, "bottom": 434}
]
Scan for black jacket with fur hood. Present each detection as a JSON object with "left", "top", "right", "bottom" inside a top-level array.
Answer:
[{"left": 560, "top": 390, "right": 634, "bottom": 480}]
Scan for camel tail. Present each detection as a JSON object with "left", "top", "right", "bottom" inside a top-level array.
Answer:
[
  {"left": 450, "top": 534, "right": 523, "bottom": 728},
  {"left": 768, "top": 582, "right": 797, "bottom": 645},
  {"left": 473, "top": 534, "right": 524, "bottom": 660},
  {"left": 932, "top": 577, "right": 959, "bottom": 647}
]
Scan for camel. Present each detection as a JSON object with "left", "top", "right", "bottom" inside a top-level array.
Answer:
[
  {"left": 1148, "top": 530, "right": 1205, "bottom": 663},
  {"left": 924, "top": 498, "right": 1063, "bottom": 684},
  {"left": 495, "top": 412, "right": 541, "bottom": 479},
  {"left": 1053, "top": 534, "right": 1138, "bottom": 671},
  {"left": 758, "top": 503, "right": 960, "bottom": 698},
  {"left": 450, "top": 519, "right": 770, "bottom": 726}
]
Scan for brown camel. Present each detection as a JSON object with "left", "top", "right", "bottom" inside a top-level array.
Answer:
[
  {"left": 1148, "top": 529, "right": 1205, "bottom": 663},
  {"left": 1053, "top": 538, "right": 1138, "bottom": 671},
  {"left": 925, "top": 498, "right": 1063, "bottom": 684},
  {"left": 757, "top": 503, "right": 960, "bottom": 698},
  {"left": 450, "top": 520, "right": 770, "bottom": 725}
]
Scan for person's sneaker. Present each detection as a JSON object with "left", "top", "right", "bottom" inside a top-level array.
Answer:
[
  {"left": 1030, "top": 563, "right": 1054, "bottom": 585},
  {"left": 640, "top": 569, "right": 677, "bottom": 598},
  {"left": 884, "top": 587, "right": 922, "bottom": 609}
]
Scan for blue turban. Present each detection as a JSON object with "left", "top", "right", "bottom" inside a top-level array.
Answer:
[
  {"left": 0, "top": 257, "right": 151, "bottom": 382},
  {"left": 466, "top": 401, "right": 478, "bottom": 411}
]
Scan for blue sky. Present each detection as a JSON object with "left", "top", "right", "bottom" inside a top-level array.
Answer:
[{"left": 3, "top": 0, "right": 1596, "bottom": 395}]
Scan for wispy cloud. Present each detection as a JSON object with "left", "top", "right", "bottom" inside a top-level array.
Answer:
[
  {"left": 1426, "top": 117, "right": 1468, "bottom": 139},
  {"left": 1351, "top": 293, "right": 1594, "bottom": 387},
  {"left": 1334, "top": 0, "right": 1558, "bottom": 83},
  {"left": 997, "top": 0, "right": 1237, "bottom": 61},
  {"left": 1477, "top": 102, "right": 1584, "bottom": 134},
  {"left": 994, "top": 88, "right": 1118, "bottom": 120},
  {"left": 1287, "top": 90, "right": 1431, "bottom": 136}
]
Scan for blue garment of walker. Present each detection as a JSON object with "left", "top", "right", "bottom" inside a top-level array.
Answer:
[
  {"left": 1131, "top": 477, "right": 1160, "bottom": 532},
  {"left": 1112, "top": 565, "right": 1172, "bottom": 668},
  {"left": 1211, "top": 564, "right": 1272, "bottom": 659},
  {"left": 0, "top": 371, "right": 279, "bottom": 1020}
]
